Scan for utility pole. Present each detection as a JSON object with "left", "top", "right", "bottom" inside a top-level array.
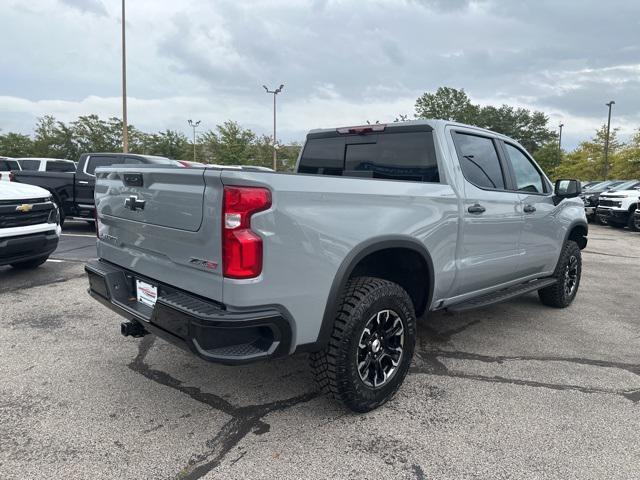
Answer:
[
  {"left": 121, "top": 0, "right": 128, "bottom": 153},
  {"left": 263, "top": 84, "right": 284, "bottom": 171},
  {"left": 604, "top": 101, "right": 615, "bottom": 180},
  {"left": 187, "top": 119, "right": 201, "bottom": 162},
  {"left": 557, "top": 123, "right": 564, "bottom": 166}
]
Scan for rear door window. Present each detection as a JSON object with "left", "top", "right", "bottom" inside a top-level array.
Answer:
[
  {"left": 86, "top": 156, "right": 121, "bottom": 175},
  {"left": 453, "top": 132, "right": 505, "bottom": 190},
  {"left": 19, "top": 159, "right": 41, "bottom": 171},
  {"left": 46, "top": 161, "right": 76, "bottom": 172},
  {"left": 298, "top": 131, "right": 439, "bottom": 183},
  {"left": 123, "top": 157, "right": 144, "bottom": 165}
]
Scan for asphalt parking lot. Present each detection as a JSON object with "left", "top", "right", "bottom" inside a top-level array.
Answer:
[{"left": 1, "top": 223, "right": 639, "bottom": 479}]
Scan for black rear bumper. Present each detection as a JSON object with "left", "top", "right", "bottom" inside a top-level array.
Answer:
[
  {"left": 0, "top": 231, "right": 59, "bottom": 266},
  {"left": 85, "top": 260, "right": 292, "bottom": 365}
]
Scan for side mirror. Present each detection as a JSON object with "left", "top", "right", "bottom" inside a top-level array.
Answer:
[{"left": 553, "top": 179, "right": 581, "bottom": 205}]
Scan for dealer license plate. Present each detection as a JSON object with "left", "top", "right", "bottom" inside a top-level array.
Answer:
[{"left": 136, "top": 280, "right": 157, "bottom": 307}]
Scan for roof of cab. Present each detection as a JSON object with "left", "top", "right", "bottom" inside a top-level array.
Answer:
[{"left": 306, "top": 119, "right": 513, "bottom": 142}]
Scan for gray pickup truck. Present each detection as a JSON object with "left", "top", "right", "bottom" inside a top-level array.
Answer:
[{"left": 85, "top": 120, "right": 587, "bottom": 412}]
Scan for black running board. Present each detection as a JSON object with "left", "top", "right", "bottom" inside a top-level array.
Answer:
[{"left": 447, "top": 278, "right": 557, "bottom": 312}]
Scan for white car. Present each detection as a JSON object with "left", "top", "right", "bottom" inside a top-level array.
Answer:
[
  {"left": 0, "top": 157, "right": 21, "bottom": 182},
  {"left": 16, "top": 157, "right": 76, "bottom": 173},
  {"left": 0, "top": 182, "right": 61, "bottom": 269}
]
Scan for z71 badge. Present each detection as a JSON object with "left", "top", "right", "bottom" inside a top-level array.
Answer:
[{"left": 189, "top": 258, "right": 218, "bottom": 270}]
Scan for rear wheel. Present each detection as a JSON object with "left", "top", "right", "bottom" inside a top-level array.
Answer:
[
  {"left": 538, "top": 241, "right": 581, "bottom": 308},
  {"left": 309, "top": 277, "right": 416, "bottom": 412},
  {"left": 10, "top": 255, "right": 49, "bottom": 270}
]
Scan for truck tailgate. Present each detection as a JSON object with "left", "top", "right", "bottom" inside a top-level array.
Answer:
[{"left": 95, "top": 166, "right": 224, "bottom": 302}]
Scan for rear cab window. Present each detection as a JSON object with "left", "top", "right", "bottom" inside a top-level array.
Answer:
[
  {"left": 298, "top": 126, "right": 440, "bottom": 183},
  {"left": 6, "top": 160, "right": 20, "bottom": 170}
]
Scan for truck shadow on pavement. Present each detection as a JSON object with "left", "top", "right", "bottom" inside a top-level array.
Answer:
[{"left": 125, "top": 298, "right": 640, "bottom": 479}]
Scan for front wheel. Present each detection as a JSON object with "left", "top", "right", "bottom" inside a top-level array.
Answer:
[
  {"left": 627, "top": 213, "right": 640, "bottom": 232},
  {"left": 538, "top": 241, "right": 581, "bottom": 308},
  {"left": 309, "top": 277, "right": 416, "bottom": 412}
]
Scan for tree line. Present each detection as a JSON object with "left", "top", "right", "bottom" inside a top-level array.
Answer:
[
  {"left": 1, "top": 86, "right": 639, "bottom": 179},
  {"left": 413, "top": 87, "right": 640, "bottom": 180},
  {"left": 0, "top": 115, "right": 301, "bottom": 170}
]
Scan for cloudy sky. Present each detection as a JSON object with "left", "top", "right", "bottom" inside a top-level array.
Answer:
[{"left": 1, "top": 0, "right": 639, "bottom": 149}]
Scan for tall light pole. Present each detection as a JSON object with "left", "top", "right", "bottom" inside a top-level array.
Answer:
[
  {"left": 187, "top": 119, "right": 201, "bottom": 162},
  {"left": 557, "top": 123, "right": 564, "bottom": 166},
  {"left": 263, "top": 84, "right": 284, "bottom": 171},
  {"left": 604, "top": 101, "right": 615, "bottom": 180},
  {"left": 121, "top": 0, "right": 128, "bottom": 153}
]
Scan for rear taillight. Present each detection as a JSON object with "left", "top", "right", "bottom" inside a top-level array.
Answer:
[
  {"left": 9, "top": 172, "right": 14, "bottom": 181},
  {"left": 222, "top": 186, "right": 271, "bottom": 279}
]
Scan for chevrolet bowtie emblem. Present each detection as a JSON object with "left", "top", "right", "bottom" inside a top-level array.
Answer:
[{"left": 15, "top": 204, "right": 33, "bottom": 213}]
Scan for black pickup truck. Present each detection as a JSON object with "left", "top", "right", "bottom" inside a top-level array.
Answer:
[{"left": 13, "top": 153, "right": 183, "bottom": 225}]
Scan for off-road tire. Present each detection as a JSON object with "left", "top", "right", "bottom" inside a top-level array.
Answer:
[
  {"left": 538, "top": 240, "right": 581, "bottom": 308},
  {"left": 309, "top": 276, "right": 416, "bottom": 412},
  {"left": 10, "top": 255, "right": 49, "bottom": 270}
]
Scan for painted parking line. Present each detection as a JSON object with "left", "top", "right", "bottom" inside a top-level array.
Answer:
[
  {"left": 46, "top": 259, "right": 66, "bottom": 263},
  {"left": 61, "top": 233, "right": 96, "bottom": 238}
]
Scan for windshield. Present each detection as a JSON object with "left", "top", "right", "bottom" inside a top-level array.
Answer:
[
  {"left": 610, "top": 180, "right": 639, "bottom": 191},
  {"left": 587, "top": 180, "right": 623, "bottom": 193}
]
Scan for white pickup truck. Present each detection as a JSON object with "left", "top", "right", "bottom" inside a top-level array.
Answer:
[
  {"left": 596, "top": 181, "right": 640, "bottom": 231},
  {"left": 0, "top": 182, "right": 61, "bottom": 269}
]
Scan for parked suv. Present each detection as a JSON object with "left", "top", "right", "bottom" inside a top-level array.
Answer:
[
  {"left": 596, "top": 180, "right": 640, "bottom": 230},
  {"left": 1, "top": 182, "right": 60, "bottom": 269},
  {"left": 85, "top": 120, "right": 587, "bottom": 411}
]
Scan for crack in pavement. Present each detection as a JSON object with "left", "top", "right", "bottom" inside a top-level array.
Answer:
[
  {"left": 420, "top": 349, "right": 640, "bottom": 376},
  {"left": 412, "top": 322, "right": 640, "bottom": 403},
  {"left": 584, "top": 250, "right": 640, "bottom": 260},
  {"left": 128, "top": 336, "right": 319, "bottom": 480},
  {"left": 410, "top": 361, "right": 640, "bottom": 401}
]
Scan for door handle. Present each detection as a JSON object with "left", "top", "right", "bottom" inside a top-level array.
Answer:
[
  {"left": 524, "top": 204, "right": 536, "bottom": 213},
  {"left": 78, "top": 180, "right": 89, "bottom": 185},
  {"left": 468, "top": 203, "right": 486, "bottom": 214}
]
